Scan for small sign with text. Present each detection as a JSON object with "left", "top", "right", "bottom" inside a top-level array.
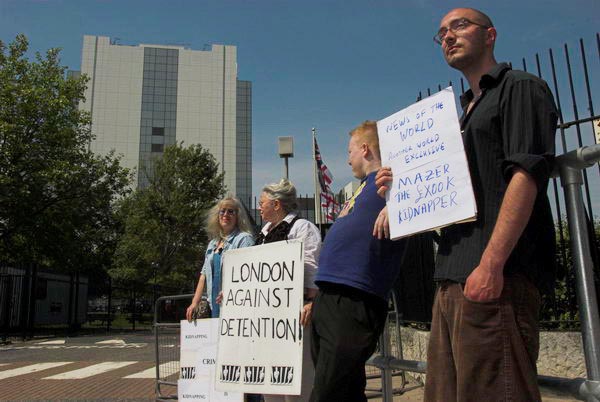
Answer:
[{"left": 377, "top": 87, "right": 477, "bottom": 239}]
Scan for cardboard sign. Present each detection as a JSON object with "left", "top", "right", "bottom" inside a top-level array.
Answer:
[
  {"left": 377, "top": 87, "right": 477, "bottom": 239},
  {"left": 216, "top": 241, "right": 304, "bottom": 395},
  {"left": 178, "top": 318, "right": 242, "bottom": 401}
]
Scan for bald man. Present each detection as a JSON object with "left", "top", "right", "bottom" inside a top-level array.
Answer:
[
  {"left": 376, "top": 8, "right": 558, "bottom": 401},
  {"left": 427, "top": 8, "right": 558, "bottom": 401}
]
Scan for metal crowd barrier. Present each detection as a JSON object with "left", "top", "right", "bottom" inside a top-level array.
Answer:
[
  {"left": 368, "top": 144, "right": 600, "bottom": 402},
  {"left": 365, "top": 292, "right": 422, "bottom": 399},
  {"left": 154, "top": 293, "right": 194, "bottom": 401}
]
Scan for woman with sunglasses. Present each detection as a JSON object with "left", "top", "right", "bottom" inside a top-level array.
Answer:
[
  {"left": 186, "top": 196, "right": 255, "bottom": 320},
  {"left": 257, "top": 179, "right": 322, "bottom": 402}
]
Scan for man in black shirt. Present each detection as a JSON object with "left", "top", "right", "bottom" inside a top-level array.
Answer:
[{"left": 376, "top": 7, "right": 557, "bottom": 402}]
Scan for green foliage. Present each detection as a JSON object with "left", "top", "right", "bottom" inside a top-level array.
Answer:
[
  {"left": 541, "top": 218, "right": 600, "bottom": 329},
  {"left": 0, "top": 34, "right": 132, "bottom": 274},
  {"left": 112, "top": 143, "right": 225, "bottom": 290}
]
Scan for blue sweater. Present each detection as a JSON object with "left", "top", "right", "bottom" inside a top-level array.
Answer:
[{"left": 316, "top": 171, "right": 407, "bottom": 301}]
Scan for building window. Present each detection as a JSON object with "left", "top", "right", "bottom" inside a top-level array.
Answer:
[
  {"left": 152, "top": 127, "right": 164, "bottom": 136},
  {"left": 151, "top": 143, "right": 164, "bottom": 153}
]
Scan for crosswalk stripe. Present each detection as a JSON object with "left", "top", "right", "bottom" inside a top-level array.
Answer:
[
  {"left": 124, "top": 361, "right": 178, "bottom": 378},
  {"left": 0, "top": 343, "right": 147, "bottom": 351},
  {"left": 36, "top": 339, "right": 66, "bottom": 345},
  {"left": 0, "top": 362, "right": 73, "bottom": 380},
  {"left": 95, "top": 339, "right": 125, "bottom": 345},
  {"left": 42, "top": 361, "right": 137, "bottom": 379}
]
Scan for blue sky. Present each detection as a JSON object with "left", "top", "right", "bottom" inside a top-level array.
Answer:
[{"left": 1, "top": 0, "right": 599, "bottom": 204}]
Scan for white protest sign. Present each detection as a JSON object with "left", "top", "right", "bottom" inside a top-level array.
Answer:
[
  {"left": 178, "top": 318, "right": 242, "bottom": 401},
  {"left": 377, "top": 86, "right": 477, "bottom": 239},
  {"left": 216, "top": 241, "right": 304, "bottom": 395}
]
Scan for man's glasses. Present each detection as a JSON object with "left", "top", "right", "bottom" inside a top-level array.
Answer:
[
  {"left": 219, "top": 208, "right": 237, "bottom": 216},
  {"left": 434, "top": 18, "right": 491, "bottom": 45}
]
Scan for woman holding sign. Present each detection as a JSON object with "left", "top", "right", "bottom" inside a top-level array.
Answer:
[
  {"left": 186, "top": 196, "right": 255, "bottom": 320},
  {"left": 257, "top": 179, "right": 322, "bottom": 402}
]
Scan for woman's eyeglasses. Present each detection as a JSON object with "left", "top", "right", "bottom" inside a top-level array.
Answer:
[{"left": 219, "top": 208, "right": 237, "bottom": 216}]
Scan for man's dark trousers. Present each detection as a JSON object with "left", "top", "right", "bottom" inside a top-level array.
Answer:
[{"left": 310, "top": 284, "right": 388, "bottom": 402}]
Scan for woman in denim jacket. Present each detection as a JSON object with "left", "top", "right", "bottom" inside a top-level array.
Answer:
[{"left": 186, "top": 196, "right": 255, "bottom": 319}]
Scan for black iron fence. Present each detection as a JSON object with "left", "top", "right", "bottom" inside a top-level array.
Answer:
[
  {"left": 241, "top": 194, "right": 335, "bottom": 240},
  {"left": 242, "top": 194, "right": 318, "bottom": 226},
  {"left": 0, "top": 265, "right": 179, "bottom": 342},
  {"left": 0, "top": 265, "right": 88, "bottom": 341},
  {"left": 85, "top": 279, "right": 179, "bottom": 332}
]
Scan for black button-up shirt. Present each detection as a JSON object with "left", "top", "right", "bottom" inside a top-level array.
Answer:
[{"left": 434, "top": 63, "right": 558, "bottom": 292}]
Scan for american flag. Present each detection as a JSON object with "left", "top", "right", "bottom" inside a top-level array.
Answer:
[{"left": 314, "top": 137, "right": 339, "bottom": 222}]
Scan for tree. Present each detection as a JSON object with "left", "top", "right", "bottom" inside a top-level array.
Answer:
[
  {"left": 112, "top": 143, "right": 225, "bottom": 290},
  {"left": 0, "top": 34, "right": 131, "bottom": 273},
  {"left": 541, "top": 217, "right": 600, "bottom": 329}
]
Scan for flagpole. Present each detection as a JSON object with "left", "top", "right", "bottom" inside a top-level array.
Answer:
[{"left": 312, "top": 127, "right": 323, "bottom": 231}]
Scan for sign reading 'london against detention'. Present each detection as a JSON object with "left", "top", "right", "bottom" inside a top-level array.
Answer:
[
  {"left": 377, "top": 87, "right": 477, "bottom": 240},
  {"left": 216, "top": 241, "right": 304, "bottom": 395}
]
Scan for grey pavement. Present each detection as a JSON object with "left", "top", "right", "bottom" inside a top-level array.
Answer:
[
  {"left": 0, "top": 332, "right": 581, "bottom": 401},
  {"left": 0, "top": 332, "right": 156, "bottom": 362},
  {"left": 0, "top": 332, "right": 157, "bottom": 401}
]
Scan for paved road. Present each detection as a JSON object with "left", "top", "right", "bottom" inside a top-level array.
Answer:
[
  {"left": 0, "top": 333, "right": 166, "bottom": 401},
  {"left": 0, "top": 333, "right": 579, "bottom": 401}
]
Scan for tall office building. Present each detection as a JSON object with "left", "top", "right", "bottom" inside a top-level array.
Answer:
[{"left": 77, "top": 35, "right": 252, "bottom": 203}]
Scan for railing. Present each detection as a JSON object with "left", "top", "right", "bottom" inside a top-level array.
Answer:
[{"left": 153, "top": 293, "right": 194, "bottom": 401}]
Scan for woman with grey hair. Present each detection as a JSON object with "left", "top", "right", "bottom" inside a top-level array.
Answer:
[
  {"left": 258, "top": 179, "right": 321, "bottom": 402},
  {"left": 185, "top": 196, "right": 254, "bottom": 320}
]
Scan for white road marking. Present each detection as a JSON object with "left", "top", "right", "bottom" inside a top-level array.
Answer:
[
  {"left": 124, "top": 361, "right": 178, "bottom": 378},
  {"left": 0, "top": 343, "right": 147, "bottom": 351},
  {"left": 0, "top": 362, "right": 73, "bottom": 380},
  {"left": 95, "top": 339, "right": 125, "bottom": 345},
  {"left": 36, "top": 339, "right": 66, "bottom": 345},
  {"left": 43, "top": 361, "right": 137, "bottom": 379}
]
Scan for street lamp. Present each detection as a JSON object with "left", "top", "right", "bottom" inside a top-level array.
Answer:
[{"left": 278, "top": 136, "right": 294, "bottom": 179}]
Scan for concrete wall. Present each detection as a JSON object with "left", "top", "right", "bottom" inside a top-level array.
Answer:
[{"left": 395, "top": 327, "right": 586, "bottom": 383}]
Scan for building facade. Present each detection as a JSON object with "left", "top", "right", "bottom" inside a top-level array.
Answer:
[{"left": 78, "top": 35, "right": 251, "bottom": 203}]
